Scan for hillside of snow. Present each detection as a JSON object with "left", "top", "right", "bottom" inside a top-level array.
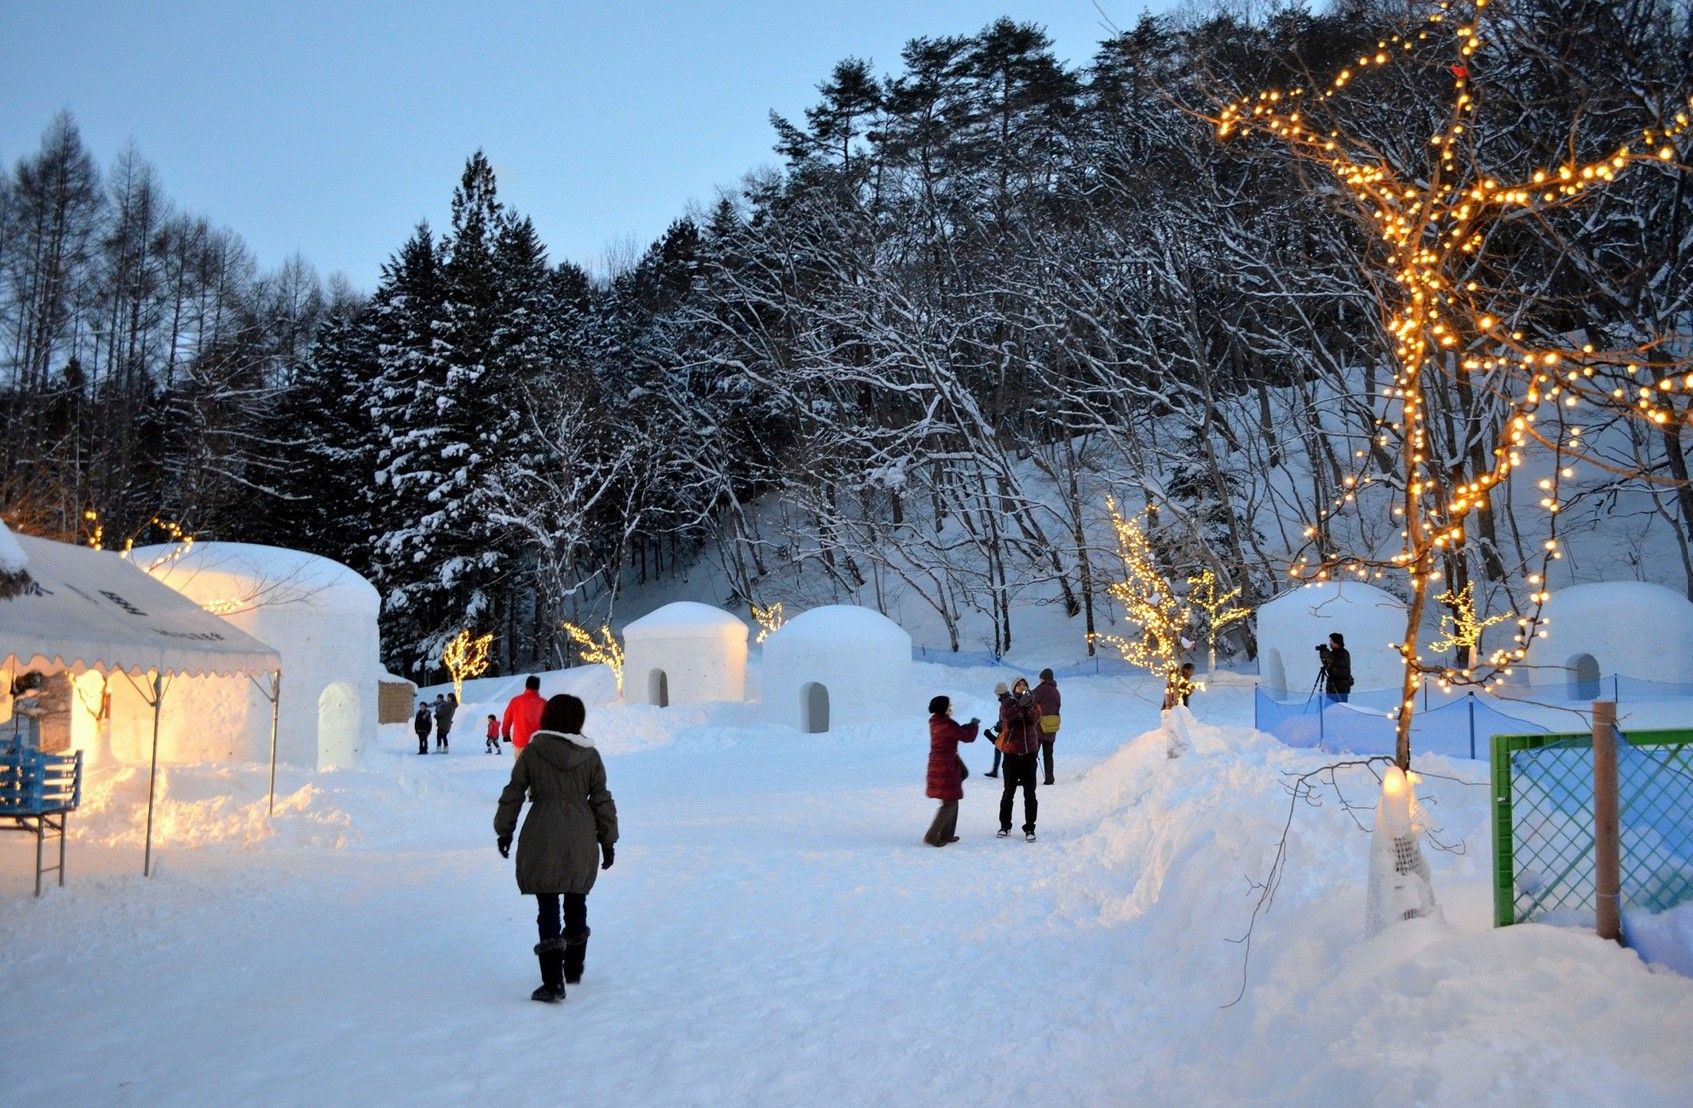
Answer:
[{"left": 4, "top": 664, "right": 1690, "bottom": 1105}]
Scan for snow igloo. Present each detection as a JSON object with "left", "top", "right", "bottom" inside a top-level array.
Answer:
[
  {"left": 1257, "top": 581, "right": 1408, "bottom": 694},
  {"left": 1529, "top": 581, "right": 1693, "bottom": 695},
  {"left": 762, "top": 605, "right": 912, "bottom": 733},
  {"left": 126, "top": 542, "right": 382, "bottom": 769},
  {"left": 622, "top": 602, "right": 748, "bottom": 706}
]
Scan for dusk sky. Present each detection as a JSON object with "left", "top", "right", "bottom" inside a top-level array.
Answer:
[{"left": 2, "top": 1, "right": 1184, "bottom": 290}]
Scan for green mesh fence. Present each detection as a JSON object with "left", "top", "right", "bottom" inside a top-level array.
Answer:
[{"left": 1492, "top": 728, "right": 1693, "bottom": 928}]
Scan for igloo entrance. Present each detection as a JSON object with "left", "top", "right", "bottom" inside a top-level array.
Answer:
[
  {"left": 1568, "top": 653, "right": 1602, "bottom": 699},
  {"left": 649, "top": 669, "right": 670, "bottom": 707},
  {"left": 801, "top": 682, "right": 830, "bottom": 733}
]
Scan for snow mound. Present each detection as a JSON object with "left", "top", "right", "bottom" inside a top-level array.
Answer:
[
  {"left": 72, "top": 764, "right": 353, "bottom": 850},
  {"left": 0, "top": 518, "right": 28, "bottom": 574}
]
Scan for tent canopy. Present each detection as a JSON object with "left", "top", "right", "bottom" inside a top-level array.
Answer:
[{"left": 0, "top": 534, "right": 280, "bottom": 678}]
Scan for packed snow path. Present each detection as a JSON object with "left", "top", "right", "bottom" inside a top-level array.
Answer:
[{"left": 4, "top": 674, "right": 1692, "bottom": 1105}]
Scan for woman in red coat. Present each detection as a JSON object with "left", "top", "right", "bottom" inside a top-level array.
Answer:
[{"left": 924, "top": 695, "right": 979, "bottom": 847}]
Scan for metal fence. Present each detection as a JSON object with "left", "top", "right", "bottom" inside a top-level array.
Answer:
[{"left": 1491, "top": 728, "right": 1693, "bottom": 928}]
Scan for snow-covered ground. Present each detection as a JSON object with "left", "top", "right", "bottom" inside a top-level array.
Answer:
[{"left": 4, "top": 663, "right": 1691, "bottom": 1106}]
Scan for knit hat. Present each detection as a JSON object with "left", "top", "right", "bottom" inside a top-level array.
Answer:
[
  {"left": 994, "top": 682, "right": 1009, "bottom": 696},
  {"left": 927, "top": 695, "right": 950, "bottom": 715}
]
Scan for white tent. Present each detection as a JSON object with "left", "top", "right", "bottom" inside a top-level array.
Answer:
[
  {"left": 0, "top": 533, "right": 282, "bottom": 875},
  {"left": 133, "top": 542, "right": 382, "bottom": 770}
]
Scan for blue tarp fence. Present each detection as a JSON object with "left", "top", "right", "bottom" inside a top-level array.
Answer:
[{"left": 1254, "top": 687, "right": 1550, "bottom": 760}]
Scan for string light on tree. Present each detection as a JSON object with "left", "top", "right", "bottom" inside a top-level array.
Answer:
[
  {"left": 1091, "top": 497, "right": 1196, "bottom": 705},
  {"left": 751, "top": 603, "right": 786, "bottom": 645},
  {"left": 1427, "top": 581, "right": 1512, "bottom": 668},
  {"left": 1187, "top": 569, "right": 1250, "bottom": 673},
  {"left": 562, "top": 622, "right": 625, "bottom": 696},
  {"left": 441, "top": 629, "right": 493, "bottom": 703},
  {"left": 1214, "top": 0, "right": 1693, "bottom": 769}
]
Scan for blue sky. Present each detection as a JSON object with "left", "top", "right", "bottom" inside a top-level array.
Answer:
[{"left": 2, "top": 1, "right": 1181, "bottom": 289}]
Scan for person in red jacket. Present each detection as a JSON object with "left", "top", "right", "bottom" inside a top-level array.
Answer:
[
  {"left": 1033, "top": 668, "right": 1061, "bottom": 785},
  {"left": 924, "top": 695, "right": 979, "bottom": 847},
  {"left": 996, "top": 677, "right": 1043, "bottom": 841},
  {"left": 502, "top": 675, "right": 546, "bottom": 754}
]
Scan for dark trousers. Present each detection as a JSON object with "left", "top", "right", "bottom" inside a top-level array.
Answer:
[
  {"left": 536, "top": 892, "right": 589, "bottom": 944},
  {"left": 924, "top": 800, "right": 959, "bottom": 846},
  {"left": 988, "top": 742, "right": 1003, "bottom": 775},
  {"left": 1039, "top": 738, "right": 1055, "bottom": 784},
  {"left": 999, "top": 752, "right": 1039, "bottom": 833},
  {"left": 415, "top": 729, "right": 429, "bottom": 754},
  {"left": 435, "top": 723, "right": 450, "bottom": 750}
]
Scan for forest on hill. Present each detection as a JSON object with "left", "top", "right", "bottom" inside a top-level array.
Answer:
[{"left": 2, "top": 0, "right": 1690, "bottom": 680}]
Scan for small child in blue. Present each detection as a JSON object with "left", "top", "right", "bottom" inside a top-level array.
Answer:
[{"left": 485, "top": 714, "right": 501, "bottom": 754}]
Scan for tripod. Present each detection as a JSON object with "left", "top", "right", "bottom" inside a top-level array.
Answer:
[{"left": 1302, "top": 664, "right": 1329, "bottom": 712}]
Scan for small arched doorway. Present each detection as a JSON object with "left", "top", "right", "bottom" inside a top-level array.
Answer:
[
  {"left": 801, "top": 682, "right": 830, "bottom": 733},
  {"left": 649, "top": 669, "right": 670, "bottom": 707},
  {"left": 317, "top": 681, "right": 359, "bottom": 769},
  {"left": 1568, "top": 653, "right": 1601, "bottom": 699}
]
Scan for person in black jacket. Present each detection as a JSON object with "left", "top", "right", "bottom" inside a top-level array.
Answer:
[
  {"left": 413, "top": 702, "right": 432, "bottom": 755},
  {"left": 1317, "top": 633, "right": 1354, "bottom": 703}
]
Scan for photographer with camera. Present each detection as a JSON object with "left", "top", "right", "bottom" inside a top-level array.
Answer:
[{"left": 1316, "top": 632, "right": 1354, "bottom": 703}]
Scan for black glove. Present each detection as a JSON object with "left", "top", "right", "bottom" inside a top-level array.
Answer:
[
  {"left": 968, "top": 717, "right": 980, "bottom": 726},
  {"left": 601, "top": 842, "right": 615, "bottom": 870},
  {"left": 497, "top": 835, "right": 511, "bottom": 858}
]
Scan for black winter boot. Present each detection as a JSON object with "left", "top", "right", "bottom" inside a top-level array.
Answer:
[
  {"left": 531, "top": 940, "right": 566, "bottom": 1002},
  {"left": 563, "top": 928, "right": 591, "bottom": 985}
]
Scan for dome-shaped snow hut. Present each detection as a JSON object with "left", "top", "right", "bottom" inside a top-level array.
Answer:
[
  {"left": 1530, "top": 581, "right": 1693, "bottom": 695},
  {"left": 128, "top": 542, "right": 382, "bottom": 769},
  {"left": 1256, "top": 581, "right": 1408, "bottom": 694},
  {"left": 762, "top": 605, "right": 912, "bottom": 733},
  {"left": 622, "top": 602, "right": 748, "bottom": 706}
]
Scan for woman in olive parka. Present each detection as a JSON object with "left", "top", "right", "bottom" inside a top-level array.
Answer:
[{"left": 494, "top": 693, "right": 619, "bottom": 1003}]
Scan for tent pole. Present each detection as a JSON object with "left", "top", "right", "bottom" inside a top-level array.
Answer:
[
  {"left": 144, "top": 673, "right": 163, "bottom": 878},
  {"left": 267, "top": 671, "right": 281, "bottom": 816}
]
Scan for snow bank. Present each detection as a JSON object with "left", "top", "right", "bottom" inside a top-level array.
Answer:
[
  {"left": 1625, "top": 901, "right": 1693, "bottom": 979},
  {"left": 0, "top": 517, "right": 27, "bottom": 573}
]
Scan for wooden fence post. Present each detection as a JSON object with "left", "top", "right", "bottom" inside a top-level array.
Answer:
[{"left": 1592, "top": 700, "right": 1621, "bottom": 942}]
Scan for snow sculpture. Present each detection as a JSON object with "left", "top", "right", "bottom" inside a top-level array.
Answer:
[
  {"left": 1256, "top": 582, "right": 1408, "bottom": 694},
  {"left": 622, "top": 602, "right": 748, "bottom": 706},
  {"left": 130, "top": 542, "right": 382, "bottom": 769},
  {"left": 1531, "top": 582, "right": 1693, "bottom": 693},
  {"left": 1365, "top": 765, "right": 1440, "bottom": 937},
  {"left": 762, "top": 605, "right": 912, "bottom": 732}
]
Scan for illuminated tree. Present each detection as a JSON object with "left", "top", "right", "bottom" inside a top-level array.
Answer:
[
  {"left": 1214, "top": 0, "right": 1693, "bottom": 770},
  {"left": 751, "top": 602, "right": 786, "bottom": 645},
  {"left": 1092, "top": 497, "right": 1194, "bottom": 703},
  {"left": 441, "top": 629, "right": 493, "bottom": 702},
  {"left": 1428, "top": 581, "right": 1512, "bottom": 668},
  {"left": 1187, "top": 569, "right": 1250, "bottom": 673},
  {"left": 562, "top": 622, "right": 625, "bottom": 697}
]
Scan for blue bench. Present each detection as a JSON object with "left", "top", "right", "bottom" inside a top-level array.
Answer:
[{"left": 1, "top": 736, "right": 83, "bottom": 896}]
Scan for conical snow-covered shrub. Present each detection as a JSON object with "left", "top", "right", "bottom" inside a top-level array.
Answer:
[{"left": 1364, "top": 765, "right": 1441, "bottom": 937}]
